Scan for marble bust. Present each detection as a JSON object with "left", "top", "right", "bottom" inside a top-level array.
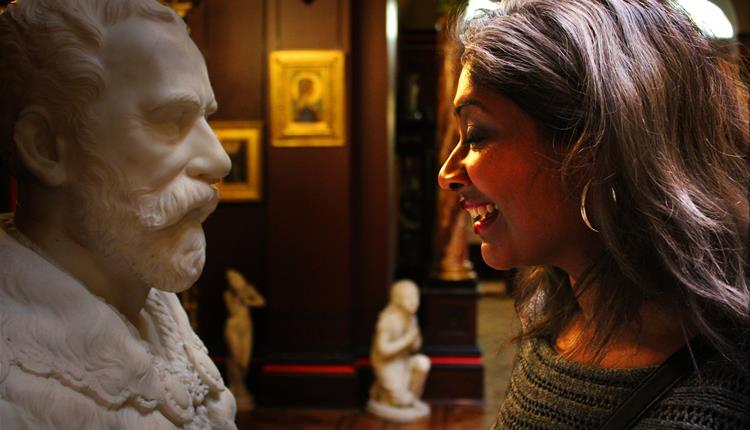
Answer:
[
  {"left": 367, "top": 280, "right": 431, "bottom": 422},
  {"left": 0, "top": 0, "right": 236, "bottom": 428},
  {"left": 223, "top": 269, "right": 266, "bottom": 411}
]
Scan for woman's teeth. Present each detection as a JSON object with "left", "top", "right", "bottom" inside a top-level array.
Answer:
[{"left": 467, "top": 204, "right": 498, "bottom": 222}]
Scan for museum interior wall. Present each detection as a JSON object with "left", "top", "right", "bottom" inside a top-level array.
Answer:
[
  {"left": 172, "top": 0, "right": 485, "bottom": 407},
  {"left": 0, "top": 0, "right": 748, "bottom": 409},
  {"left": 178, "top": 0, "right": 400, "bottom": 406}
]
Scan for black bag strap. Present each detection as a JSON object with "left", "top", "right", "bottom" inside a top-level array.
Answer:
[{"left": 599, "top": 342, "right": 697, "bottom": 430}]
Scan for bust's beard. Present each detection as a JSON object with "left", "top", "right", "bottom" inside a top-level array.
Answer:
[{"left": 67, "top": 154, "right": 217, "bottom": 293}]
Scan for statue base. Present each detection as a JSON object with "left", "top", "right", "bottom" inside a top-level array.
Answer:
[{"left": 366, "top": 398, "right": 430, "bottom": 423}]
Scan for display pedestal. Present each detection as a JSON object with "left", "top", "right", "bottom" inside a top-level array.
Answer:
[{"left": 420, "top": 279, "right": 484, "bottom": 400}]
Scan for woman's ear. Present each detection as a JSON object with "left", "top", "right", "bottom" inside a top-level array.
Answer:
[{"left": 13, "top": 107, "right": 68, "bottom": 186}]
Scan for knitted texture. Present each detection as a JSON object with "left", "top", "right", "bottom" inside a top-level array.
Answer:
[{"left": 495, "top": 338, "right": 749, "bottom": 429}]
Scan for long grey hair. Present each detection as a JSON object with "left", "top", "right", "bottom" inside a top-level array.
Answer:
[{"left": 458, "top": 0, "right": 749, "bottom": 365}]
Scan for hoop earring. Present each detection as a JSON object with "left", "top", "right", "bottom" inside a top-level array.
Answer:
[{"left": 580, "top": 181, "right": 598, "bottom": 233}]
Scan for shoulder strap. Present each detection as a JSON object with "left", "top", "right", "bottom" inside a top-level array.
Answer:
[{"left": 599, "top": 342, "right": 696, "bottom": 430}]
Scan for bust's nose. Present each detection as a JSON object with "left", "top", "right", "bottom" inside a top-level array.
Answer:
[{"left": 185, "top": 119, "right": 232, "bottom": 183}]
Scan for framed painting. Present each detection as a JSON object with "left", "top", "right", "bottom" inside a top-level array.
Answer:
[
  {"left": 211, "top": 121, "right": 263, "bottom": 202},
  {"left": 269, "top": 50, "right": 345, "bottom": 147}
]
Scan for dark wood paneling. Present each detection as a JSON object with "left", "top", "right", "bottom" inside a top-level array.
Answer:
[
  {"left": 421, "top": 286, "right": 481, "bottom": 355},
  {"left": 418, "top": 285, "right": 484, "bottom": 400},
  {"left": 740, "top": 33, "right": 750, "bottom": 83},
  {"left": 351, "top": 0, "right": 395, "bottom": 355},
  {"left": 0, "top": 171, "right": 10, "bottom": 213},
  {"left": 186, "top": 1, "right": 269, "bottom": 357},
  {"left": 205, "top": 0, "right": 265, "bottom": 120},
  {"left": 399, "top": 0, "right": 439, "bottom": 31},
  {"left": 265, "top": 146, "right": 351, "bottom": 353},
  {"left": 735, "top": 0, "right": 750, "bottom": 33},
  {"left": 257, "top": 0, "right": 399, "bottom": 404},
  {"left": 262, "top": 0, "right": 354, "bottom": 374},
  {"left": 184, "top": 0, "right": 420, "bottom": 407},
  {"left": 424, "top": 365, "right": 484, "bottom": 400},
  {"left": 183, "top": 2, "right": 207, "bottom": 53},
  {"left": 267, "top": 0, "right": 349, "bottom": 51},
  {"left": 258, "top": 373, "right": 359, "bottom": 407},
  {"left": 236, "top": 403, "right": 486, "bottom": 429},
  {"left": 198, "top": 205, "right": 268, "bottom": 355}
]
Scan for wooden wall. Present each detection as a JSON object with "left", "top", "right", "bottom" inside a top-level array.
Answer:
[
  {"left": 185, "top": 0, "right": 270, "bottom": 358},
  {"left": 734, "top": 0, "right": 749, "bottom": 33},
  {"left": 185, "top": 0, "right": 396, "bottom": 406}
]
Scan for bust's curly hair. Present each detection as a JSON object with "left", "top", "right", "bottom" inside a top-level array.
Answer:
[
  {"left": 458, "top": 0, "right": 749, "bottom": 366},
  {"left": 0, "top": 0, "right": 180, "bottom": 175}
]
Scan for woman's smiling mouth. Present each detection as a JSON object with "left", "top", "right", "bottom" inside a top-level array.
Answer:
[{"left": 461, "top": 200, "right": 500, "bottom": 234}]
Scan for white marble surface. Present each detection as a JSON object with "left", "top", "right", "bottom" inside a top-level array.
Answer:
[
  {"left": 367, "top": 280, "right": 431, "bottom": 422},
  {"left": 224, "top": 269, "right": 265, "bottom": 411},
  {"left": 0, "top": 0, "right": 234, "bottom": 428}
]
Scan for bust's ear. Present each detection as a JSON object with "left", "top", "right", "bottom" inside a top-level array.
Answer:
[{"left": 13, "top": 107, "right": 68, "bottom": 186}]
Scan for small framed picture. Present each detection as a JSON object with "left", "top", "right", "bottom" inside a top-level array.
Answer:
[
  {"left": 269, "top": 50, "right": 345, "bottom": 147},
  {"left": 210, "top": 121, "right": 263, "bottom": 202}
]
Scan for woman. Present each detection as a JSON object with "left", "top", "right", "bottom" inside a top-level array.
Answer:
[{"left": 438, "top": 0, "right": 749, "bottom": 428}]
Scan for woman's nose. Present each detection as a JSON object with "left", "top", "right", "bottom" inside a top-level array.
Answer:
[{"left": 438, "top": 143, "right": 469, "bottom": 191}]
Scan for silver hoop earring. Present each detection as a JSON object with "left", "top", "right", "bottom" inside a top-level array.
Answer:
[{"left": 580, "top": 181, "right": 598, "bottom": 233}]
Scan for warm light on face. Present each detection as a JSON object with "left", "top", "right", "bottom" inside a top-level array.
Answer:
[{"left": 672, "top": 0, "right": 735, "bottom": 39}]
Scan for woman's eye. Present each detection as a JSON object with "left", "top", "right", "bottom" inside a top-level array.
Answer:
[
  {"left": 464, "top": 128, "right": 488, "bottom": 149},
  {"left": 465, "top": 134, "right": 482, "bottom": 147}
]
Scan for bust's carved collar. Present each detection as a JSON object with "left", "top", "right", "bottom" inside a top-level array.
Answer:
[{"left": 0, "top": 214, "right": 226, "bottom": 426}]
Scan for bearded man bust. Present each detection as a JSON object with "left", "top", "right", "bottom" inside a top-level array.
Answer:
[{"left": 0, "top": 1, "right": 236, "bottom": 428}]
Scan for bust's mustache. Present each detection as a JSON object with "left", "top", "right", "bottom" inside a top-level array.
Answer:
[{"left": 133, "top": 179, "right": 220, "bottom": 231}]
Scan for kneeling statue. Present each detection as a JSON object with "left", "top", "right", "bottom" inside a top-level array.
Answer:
[{"left": 367, "top": 280, "right": 431, "bottom": 422}]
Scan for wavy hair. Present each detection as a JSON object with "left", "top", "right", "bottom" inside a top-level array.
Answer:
[
  {"left": 0, "top": 0, "right": 180, "bottom": 175},
  {"left": 458, "top": 0, "right": 749, "bottom": 365}
]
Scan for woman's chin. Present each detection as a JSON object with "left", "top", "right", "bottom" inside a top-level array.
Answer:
[{"left": 481, "top": 241, "right": 516, "bottom": 271}]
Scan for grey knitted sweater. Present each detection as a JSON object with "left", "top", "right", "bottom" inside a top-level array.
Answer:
[{"left": 495, "top": 337, "right": 749, "bottom": 429}]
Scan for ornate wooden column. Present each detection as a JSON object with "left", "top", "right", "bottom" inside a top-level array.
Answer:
[{"left": 420, "top": 13, "right": 484, "bottom": 401}]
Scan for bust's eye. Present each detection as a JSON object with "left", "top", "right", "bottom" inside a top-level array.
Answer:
[{"left": 148, "top": 103, "right": 199, "bottom": 139}]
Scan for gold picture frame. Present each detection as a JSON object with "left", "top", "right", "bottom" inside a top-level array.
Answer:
[
  {"left": 211, "top": 121, "right": 263, "bottom": 202},
  {"left": 269, "top": 50, "right": 346, "bottom": 147}
]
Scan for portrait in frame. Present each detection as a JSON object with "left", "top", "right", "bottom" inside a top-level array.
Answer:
[
  {"left": 269, "top": 50, "right": 345, "bottom": 147},
  {"left": 210, "top": 121, "right": 263, "bottom": 202}
]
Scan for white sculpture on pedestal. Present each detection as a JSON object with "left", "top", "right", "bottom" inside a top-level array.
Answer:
[
  {"left": 367, "top": 280, "right": 431, "bottom": 423},
  {"left": 0, "top": 1, "right": 236, "bottom": 428},
  {"left": 224, "top": 268, "right": 266, "bottom": 411}
]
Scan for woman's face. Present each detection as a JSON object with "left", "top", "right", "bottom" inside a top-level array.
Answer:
[{"left": 438, "top": 67, "right": 599, "bottom": 274}]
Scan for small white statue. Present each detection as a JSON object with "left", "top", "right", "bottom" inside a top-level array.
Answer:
[
  {"left": 224, "top": 269, "right": 266, "bottom": 411},
  {"left": 0, "top": 1, "right": 236, "bottom": 428},
  {"left": 367, "top": 280, "right": 431, "bottom": 422}
]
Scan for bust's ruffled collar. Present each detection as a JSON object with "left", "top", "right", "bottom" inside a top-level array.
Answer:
[{"left": 0, "top": 213, "right": 228, "bottom": 426}]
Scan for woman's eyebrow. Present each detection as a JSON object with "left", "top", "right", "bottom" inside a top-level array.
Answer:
[{"left": 453, "top": 98, "right": 485, "bottom": 117}]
